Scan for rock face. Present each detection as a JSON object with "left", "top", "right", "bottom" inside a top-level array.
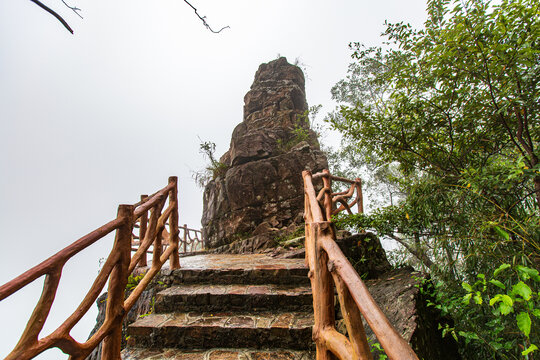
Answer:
[
  {"left": 363, "top": 268, "right": 461, "bottom": 360},
  {"left": 202, "top": 57, "right": 328, "bottom": 250}
]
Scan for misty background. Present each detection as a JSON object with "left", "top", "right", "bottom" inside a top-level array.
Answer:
[{"left": 0, "top": 0, "right": 426, "bottom": 358}]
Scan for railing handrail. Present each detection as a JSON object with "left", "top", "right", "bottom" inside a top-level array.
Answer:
[
  {"left": 303, "top": 169, "right": 419, "bottom": 360},
  {"left": 0, "top": 176, "right": 182, "bottom": 360},
  {"left": 0, "top": 217, "right": 123, "bottom": 301}
]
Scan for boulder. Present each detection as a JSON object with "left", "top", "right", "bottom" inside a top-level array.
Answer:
[
  {"left": 362, "top": 268, "right": 461, "bottom": 360},
  {"left": 202, "top": 57, "right": 328, "bottom": 250}
]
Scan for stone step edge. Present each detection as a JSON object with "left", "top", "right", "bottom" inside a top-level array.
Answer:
[
  {"left": 161, "top": 268, "right": 310, "bottom": 286},
  {"left": 128, "top": 310, "right": 314, "bottom": 332},
  {"left": 121, "top": 347, "right": 314, "bottom": 360},
  {"left": 157, "top": 283, "right": 313, "bottom": 296},
  {"left": 154, "top": 283, "right": 313, "bottom": 313},
  {"left": 127, "top": 312, "right": 315, "bottom": 351}
]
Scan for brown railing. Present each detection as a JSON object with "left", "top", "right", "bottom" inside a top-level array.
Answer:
[
  {"left": 178, "top": 225, "right": 205, "bottom": 253},
  {"left": 131, "top": 223, "right": 204, "bottom": 260},
  {"left": 0, "top": 176, "right": 181, "bottom": 360},
  {"left": 303, "top": 169, "right": 419, "bottom": 360}
]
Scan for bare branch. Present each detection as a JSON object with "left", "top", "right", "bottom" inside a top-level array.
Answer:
[
  {"left": 388, "top": 233, "right": 435, "bottom": 269},
  {"left": 61, "top": 0, "right": 83, "bottom": 19},
  {"left": 29, "top": 0, "right": 73, "bottom": 34},
  {"left": 183, "top": 0, "right": 230, "bottom": 34}
]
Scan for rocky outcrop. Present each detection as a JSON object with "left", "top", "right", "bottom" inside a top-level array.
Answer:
[
  {"left": 202, "top": 57, "right": 328, "bottom": 250},
  {"left": 332, "top": 235, "right": 460, "bottom": 360},
  {"left": 363, "top": 268, "right": 461, "bottom": 360}
]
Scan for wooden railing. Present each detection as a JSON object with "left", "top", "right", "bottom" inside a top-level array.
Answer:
[
  {"left": 0, "top": 176, "right": 181, "bottom": 360},
  {"left": 303, "top": 169, "right": 419, "bottom": 360},
  {"left": 178, "top": 225, "right": 205, "bottom": 253},
  {"left": 131, "top": 223, "right": 204, "bottom": 261}
]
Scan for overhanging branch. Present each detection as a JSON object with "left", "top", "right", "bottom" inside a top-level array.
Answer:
[
  {"left": 183, "top": 0, "right": 230, "bottom": 33},
  {"left": 61, "top": 0, "right": 83, "bottom": 19},
  {"left": 29, "top": 0, "right": 73, "bottom": 34},
  {"left": 30, "top": 0, "right": 229, "bottom": 35},
  {"left": 388, "top": 233, "right": 435, "bottom": 269}
]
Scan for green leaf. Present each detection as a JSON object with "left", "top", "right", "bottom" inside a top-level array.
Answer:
[
  {"left": 512, "top": 281, "right": 532, "bottom": 301},
  {"left": 490, "top": 294, "right": 502, "bottom": 306},
  {"left": 522, "top": 344, "right": 538, "bottom": 356},
  {"left": 462, "top": 282, "right": 473, "bottom": 292},
  {"left": 493, "top": 263, "right": 511, "bottom": 277},
  {"left": 489, "top": 279, "right": 506, "bottom": 290},
  {"left": 532, "top": 309, "right": 540, "bottom": 319},
  {"left": 489, "top": 341, "right": 503, "bottom": 351},
  {"left": 493, "top": 225, "right": 510, "bottom": 241},
  {"left": 491, "top": 294, "right": 514, "bottom": 308},
  {"left": 499, "top": 303, "right": 513, "bottom": 315},
  {"left": 500, "top": 294, "right": 513, "bottom": 307},
  {"left": 458, "top": 331, "right": 479, "bottom": 340},
  {"left": 473, "top": 292, "right": 483, "bottom": 305},
  {"left": 516, "top": 266, "right": 540, "bottom": 282},
  {"left": 462, "top": 293, "right": 472, "bottom": 305},
  {"left": 516, "top": 312, "right": 531, "bottom": 338}
]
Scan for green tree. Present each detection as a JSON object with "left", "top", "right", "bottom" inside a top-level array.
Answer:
[{"left": 328, "top": 0, "right": 539, "bottom": 358}]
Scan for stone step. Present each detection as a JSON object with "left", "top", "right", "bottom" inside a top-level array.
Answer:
[
  {"left": 122, "top": 347, "right": 315, "bottom": 359},
  {"left": 127, "top": 311, "right": 314, "bottom": 350},
  {"left": 162, "top": 254, "right": 309, "bottom": 285},
  {"left": 154, "top": 283, "right": 313, "bottom": 313}
]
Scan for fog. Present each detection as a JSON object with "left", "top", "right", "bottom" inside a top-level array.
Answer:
[{"left": 0, "top": 0, "right": 427, "bottom": 358}]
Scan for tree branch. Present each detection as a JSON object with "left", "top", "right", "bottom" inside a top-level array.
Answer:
[
  {"left": 61, "top": 0, "right": 83, "bottom": 19},
  {"left": 388, "top": 233, "right": 435, "bottom": 269},
  {"left": 183, "top": 0, "right": 230, "bottom": 34},
  {"left": 29, "top": 0, "right": 73, "bottom": 34}
]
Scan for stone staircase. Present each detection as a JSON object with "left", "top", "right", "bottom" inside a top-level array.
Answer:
[{"left": 123, "top": 254, "right": 315, "bottom": 359}]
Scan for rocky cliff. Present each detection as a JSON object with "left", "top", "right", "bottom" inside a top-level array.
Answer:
[{"left": 202, "top": 57, "right": 328, "bottom": 250}]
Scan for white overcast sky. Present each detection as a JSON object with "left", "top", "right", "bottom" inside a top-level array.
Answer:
[{"left": 0, "top": 0, "right": 427, "bottom": 358}]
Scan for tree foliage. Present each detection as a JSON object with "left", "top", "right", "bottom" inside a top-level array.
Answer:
[{"left": 328, "top": 0, "right": 539, "bottom": 358}]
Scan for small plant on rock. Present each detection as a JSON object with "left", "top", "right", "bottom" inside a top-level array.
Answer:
[
  {"left": 277, "top": 105, "right": 321, "bottom": 153},
  {"left": 193, "top": 139, "right": 229, "bottom": 187},
  {"left": 126, "top": 272, "right": 146, "bottom": 291}
]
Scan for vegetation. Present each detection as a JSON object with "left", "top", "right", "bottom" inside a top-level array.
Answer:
[
  {"left": 277, "top": 105, "right": 322, "bottom": 152},
  {"left": 193, "top": 139, "right": 229, "bottom": 187},
  {"left": 328, "top": 0, "right": 539, "bottom": 358},
  {"left": 275, "top": 226, "right": 306, "bottom": 247}
]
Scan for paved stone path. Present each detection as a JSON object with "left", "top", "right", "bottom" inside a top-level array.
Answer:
[
  {"left": 122, "top": 348, "right": 313, "bottom": 360},
  {"left": 173, "top": 254, "right": 306, "bottom": 270},
  {"left": 124, "top": 254, "right": 315, "bottom": 359}
]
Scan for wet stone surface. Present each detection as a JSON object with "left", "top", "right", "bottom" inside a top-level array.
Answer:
[
  {"left": 122, "top": 348, "right": 315, "bottom": 359},
  {"left": 160, "top": 254, "right": 309, "bottom": 286},
  {"left": 122, "top": 248, "right": 460, "bottom": 359},
  {"left": 126, "top": 253, "right": 315, "bottom": 357},
  {"left": 128, "top": 311, "right": 314, "bottom": 350},
  {"left": 169, "top": 254, "right": 306, "bottom": 270},
  {"left": 154, "top": 283, "right": 313, "bottom": 313}
]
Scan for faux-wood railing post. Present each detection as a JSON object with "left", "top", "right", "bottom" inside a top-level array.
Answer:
[
  {"left": 6, "top": 268, "right": 62, "bottom": 360},
  {"left": 168, "top": 176, "right": 180, "bottom": 269},
  {"left": 101, "top": 204, "right": 134, "bottom": 360},
  {"left": 308, "top": 222, "right": 336, "bottom": 360},
  {"left": 355, "top": 178, "right": 363, "bottom": 214},
  {"left": 183, "top": 224, "right": 188, "bottom": 253},
  {"left": 322, "top": 170, "right": 333, "bottom": 221},
  {"left": 138, "top": 195, "right": 148, "bottom": 267}
]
